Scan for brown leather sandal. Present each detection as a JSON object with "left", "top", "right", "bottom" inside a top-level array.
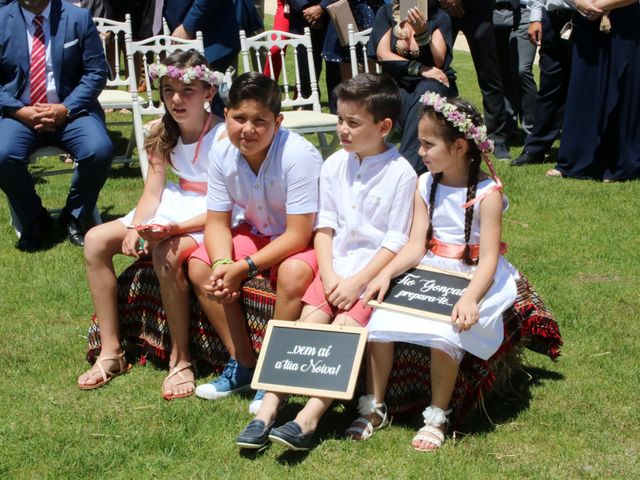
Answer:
[
  {"left": 78, "top": 352, "right": 132, "bottom": 390},
  {"left": 162, "top": 362, "right": 195, "bottom": 400}
]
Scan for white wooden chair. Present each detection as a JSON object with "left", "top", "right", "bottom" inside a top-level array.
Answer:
[
  {"left": 125, "top": 32, "right": 206, "bottom": 179},
  {"left": 94, "top": 14, "right": 136, "bottom": 165},
  {"left": 348, "top": 26, "right": 380, "bottom": 78},
  {"left": 239, "top": 28, "right": 339, "bottom": 158}
]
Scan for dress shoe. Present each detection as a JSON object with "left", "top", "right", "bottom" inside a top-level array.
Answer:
[
  {"left": 60, "top": 212, "right": 86, "bottom": 247},
  {"left": 493, "top": 142, "right": 511, "bottom": 161},
  {"left": 15, "top": 208, "right": 52, "bottom": 252},
  {"left": 510, "top": 151, "right": 545, "bottom": 166}
]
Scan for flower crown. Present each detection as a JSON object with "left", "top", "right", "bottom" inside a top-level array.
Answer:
[
  {"left": 420, "top": 92, "right": 494, "bottom": 153},
  {"left": 148, "top": 63, "right": 223, "bottom": 86}
]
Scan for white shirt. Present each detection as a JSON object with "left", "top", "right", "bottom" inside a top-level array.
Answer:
[
  {"left": 207, "top": 128, "right": 322, "bottom": 238},
  {"left": 19, "top": 3, "right": 61, "bottom": 105},
  {"left": 317, "top": 146, "right": 417, "bottom": 278}
]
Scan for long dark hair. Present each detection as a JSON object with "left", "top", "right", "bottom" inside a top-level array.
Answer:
[
  {"left": 422, "top": 97, "right": 484, "bottom": 266},
  {"left": 144, "top": 49, "right": 212, "bottom": 160}
]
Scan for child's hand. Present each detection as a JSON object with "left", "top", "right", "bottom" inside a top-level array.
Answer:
[
  {"left": 136, "top": 223, "right": 176, "bottom": 242},
  {"left": 451, "top": 296, "right": 479, "bottom": 332},
  {"left": 204, "top": 263, "right": 242, "bottom": 303},
  {"left": 320, "top": 270, "right": 341, "bottom": 298},
  {"left": 363, "top": 273, "right": 392, "bottom": 304},
  {"left": 327, "top": 277, "right": 363, "bottom": 310},
  {"left": 122, "top": 229, "right": 144, "bottom": 258}
]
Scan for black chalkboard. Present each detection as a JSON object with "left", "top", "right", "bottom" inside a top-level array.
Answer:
[
  {"left": 368, "top": 265, "right": 473, "bottom": 321},
  {"left": 252, "top": 320, "right": 367, "bottom": 399}
]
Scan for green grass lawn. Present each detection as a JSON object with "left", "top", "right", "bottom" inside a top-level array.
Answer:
[{"left": 1, "top": 49, "right": 639, "bottom": 479}]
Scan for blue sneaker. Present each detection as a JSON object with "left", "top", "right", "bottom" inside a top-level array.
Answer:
[
  {"left": 248, "top": 389, "right": 265, "bottom": 415},
  {"left": 195, "top": 358, "right": 253, "bottom": 400}
]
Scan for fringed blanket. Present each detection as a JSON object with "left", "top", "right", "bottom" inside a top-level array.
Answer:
[{"left": 86, "top": 261, "right": 562, "bottom": 428}]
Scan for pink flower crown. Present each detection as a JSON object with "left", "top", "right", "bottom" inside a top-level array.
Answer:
[
  {"left": 148, "top": 63, "right": 223, "bottom": 86},
  {"left": 420, "top": 92, "right": 494, "bottom": 154}
]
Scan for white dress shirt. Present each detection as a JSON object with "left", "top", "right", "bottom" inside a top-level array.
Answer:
[
  {"left": 317, "top": 145, "right": 417, "bottom": 278},
  {"left": 19, "top": 3, "right": 61, "bottom": 105},
  {"left": 207, "top": 128, "right": 322, "bottom": 238}
]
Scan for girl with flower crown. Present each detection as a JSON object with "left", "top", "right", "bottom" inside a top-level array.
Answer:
[
  {"left": 345, "top": 94, "right": 520, "bottom": 451},
  {"left": 78, "top": 49, "right": 225, "bottom": 400}
]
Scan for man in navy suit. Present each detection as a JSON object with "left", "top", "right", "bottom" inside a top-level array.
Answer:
[
  {"left": 0, "top": 0, "right": 112, "bottom": 251},
  {"left": 163, "top": 0, "right": 241, "bottom": 71}
]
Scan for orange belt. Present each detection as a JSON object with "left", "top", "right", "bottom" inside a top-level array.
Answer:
[
  {"left": 429, "top": 237, "right": 507, "bottom": 260},
  {"left": 179, "top": 178, "right": 207, "bottom": 195}
]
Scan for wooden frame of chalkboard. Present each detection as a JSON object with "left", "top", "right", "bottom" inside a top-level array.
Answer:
[
  {"left": 251, "top": 320, "right": 367, "bottom": 400},
  {"left": 367, "top": 265, "right": 474, "bottom": 322}
]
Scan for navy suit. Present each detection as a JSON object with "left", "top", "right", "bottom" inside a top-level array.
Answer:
[
  {"left": 163, "top": 0, "right": 241, "bottom": 70},
  {"left": 0, "top": 0, "right": 112, "bottom": 228}
]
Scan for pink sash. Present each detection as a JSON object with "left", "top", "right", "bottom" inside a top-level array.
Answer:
[{"left": 429, "top": 237, "right": 507, "bottom": 261}]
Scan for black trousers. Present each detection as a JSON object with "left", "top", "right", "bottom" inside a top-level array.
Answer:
[
  {"left": 451, "top": 10, "right": 508, "bottom": 144},
  {"left": 523, "top": 9, "right": 574, "bottom": 155}
]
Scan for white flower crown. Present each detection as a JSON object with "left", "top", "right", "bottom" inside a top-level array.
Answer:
[
  {"left": 420, "top": 92, "right": 494, "bottom": 153},
  {"left": 148, "top": 63, "right": 223, "bottom": 86}
]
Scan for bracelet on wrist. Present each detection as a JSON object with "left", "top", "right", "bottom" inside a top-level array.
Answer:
[
  {"left": 414, "top": 31, "right": 432, "bottom": 47},
  {"left": 211, "top": 258, "right": 233, "bottom": 270},
  {"left": 408, "top": 60, "right": 422, "bottom": 77}
]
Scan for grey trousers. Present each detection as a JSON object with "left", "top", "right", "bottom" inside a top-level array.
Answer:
[{"left": 494, "top": 7, "right": 538, "bottom": 136}]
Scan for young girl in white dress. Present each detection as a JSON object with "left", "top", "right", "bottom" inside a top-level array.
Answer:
[
  {"left": 78, "top": 49, "right": 225, "bottom": 400},
  {"left": 346, "top": 94, "right": 519, "bottom": 451}
]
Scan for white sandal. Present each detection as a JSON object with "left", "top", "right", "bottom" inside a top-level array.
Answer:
[
  {"left": 412, "top": 405, "right": 451, "bottom": 451},
  {"left": 345, "top": 394, "right": 390, "bottom": 441}
]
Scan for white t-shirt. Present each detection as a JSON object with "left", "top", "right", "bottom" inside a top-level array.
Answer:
[
  {"left": 316, "top": 145, "right": 417, "bottom": 278},
  {"left": 206, "top": 128, "right": 322, "bottom": 238}
]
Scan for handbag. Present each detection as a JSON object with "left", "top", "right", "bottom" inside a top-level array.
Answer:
[{"left": 326, "top": 0, "right": 358, "bottom": 47}]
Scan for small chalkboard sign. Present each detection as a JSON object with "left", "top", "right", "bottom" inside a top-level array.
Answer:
[
  {"left": 252, "top": 320, "right": 367, "bottom": 400},
  {"left": 368, "top": 265, "right": 473, "bottom": 322}
]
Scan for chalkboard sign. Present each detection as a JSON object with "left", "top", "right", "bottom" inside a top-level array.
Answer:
[
  {"left": 368, "top": 265, "right": 473, "bottom": 322},
  {"left": 252, "top": 320, "right": 367, "bottom": 400}
]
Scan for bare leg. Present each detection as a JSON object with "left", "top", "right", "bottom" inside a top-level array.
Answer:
[
  {"left": 153, "top": 235, "right": 198, "bottom": 397},
  {"left": 345, "top": 341, "right": 394, "bottom": 440},
  {"left": 188, "top": 258, "right": 256, "bottom": 368},
  {"left": 412, "top": 347, "right": 459, "bottom": 451},
  {"left": 78, "top": 220, "right": 129, "bottom": 386},
  {"left": 273, "top": 258, "right": 314, "bottom": 320}
]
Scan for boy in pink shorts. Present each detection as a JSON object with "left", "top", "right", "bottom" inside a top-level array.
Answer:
[
  {"left": 236, "top": 73, "right": 417, "bottom": 451},
  {"left": 188, "top": 72, "right": 322, "bottom": 405}
]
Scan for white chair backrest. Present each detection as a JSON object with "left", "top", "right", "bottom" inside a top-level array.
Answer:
[
  {"left": 93, "top": 14, "right": 132, "bottom": 89},
  {"left": 348, "top": 26, "right": 379, "bottom": 78},
  {"left": 126, "top": 32, "right": 206, "bottom": 116},
  {"left": 239, "top": 28, "right": 322, "bottom": 112}
]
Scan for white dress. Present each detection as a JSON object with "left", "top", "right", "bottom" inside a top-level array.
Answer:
[
  {"left": 120, "top": 123, "right": 225, "bottom": 243},
  {"left": 367, "top": 173, "right": 519, "bottom": 361}
]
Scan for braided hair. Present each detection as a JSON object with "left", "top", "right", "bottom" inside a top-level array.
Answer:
[
  {"left": 144, "top": 49, "right": 212, "bottom": 161},
  {"left": 422, "top": 97, "right": 485, "bottom": 266}
]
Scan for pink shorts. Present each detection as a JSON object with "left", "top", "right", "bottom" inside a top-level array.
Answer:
[
  {"left": 189, "top": 223, "right": 317, "bottom": 286},
  {"left": 301, "top": 273, "right": 373, "bottom": 327}
]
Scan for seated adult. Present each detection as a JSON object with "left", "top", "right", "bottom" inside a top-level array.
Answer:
[
  {"left": 369, "top": 0, "right": 456, "bottom": 174},
  {"left": 0, "top": 0, "right": 112, "bottom": 251}
]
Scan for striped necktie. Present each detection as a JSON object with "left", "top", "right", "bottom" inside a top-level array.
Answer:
[{"left": 30, "top": 15, "right": 47, "bottom": 105}]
